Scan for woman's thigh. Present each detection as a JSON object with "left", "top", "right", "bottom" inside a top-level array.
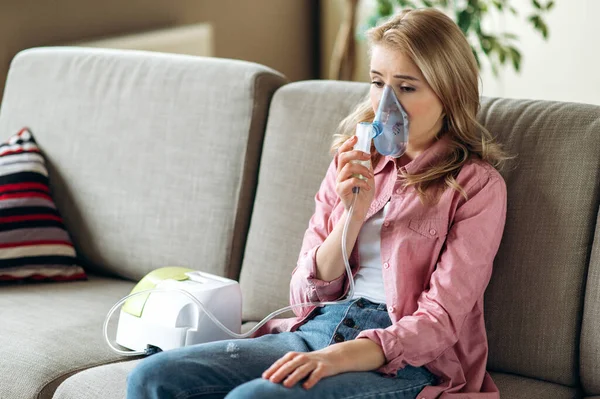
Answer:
[
  {"left": 126, "top": 332, "right": 309, "bottom": 399},
  {"left": 225, "top": 364, "right": 437, "bottom": 399}
]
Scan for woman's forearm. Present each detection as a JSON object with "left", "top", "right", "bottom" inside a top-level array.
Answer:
[
  {"left": 322, "top": 338, "right": 386, "bottom": 373},
  {"left": 315, "top": 209, "right": 365, "bottom": 282}
]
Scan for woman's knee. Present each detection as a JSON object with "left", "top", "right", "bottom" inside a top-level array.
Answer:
[{"left": 127, "top": 353, "right": 177, "bottom": 398}]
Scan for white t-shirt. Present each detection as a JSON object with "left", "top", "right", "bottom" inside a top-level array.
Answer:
[{"left": 349, "top": 201, "right": 390, "bottom": 304}]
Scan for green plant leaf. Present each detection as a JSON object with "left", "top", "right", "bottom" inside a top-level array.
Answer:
[
  {"left": 546, "top": 1, "right": 555, "bottom": 10},
  {"left": 395, "top": 0, "right": 416, "bottom": 8},
  {"left": 491, "top": 61, "right": 499, "bottom": 77},
  {"left": 532, "top": 0, "right": 542, "bottom": 9},
  {"left": 509, "top": 6, "right": 518, "bottom": 15},
  {"left": 422, "top": 0, "right": 434, "bottom": 7},
  {"left": 480, "top": 36, "right": 492, "bottom": 55},
  {"left": 470, "top": 44, "right": 481, "bottom": 69},
  {"left": 377, "top": 0, "right": 394, "bottom": 16},
  {"left": 457, "top": 9, "right": 473, "bottom": 34},
  {"left": 502, "top": 32, "right": 519, "bottom": 40},
  {"left": 497, "top": 46, "right": 507, "bottom": 64},
  {"left": 508, "top": 46, "right": 522, "bottom": 72},
  {"left": 528, "top": 14, "right": 549, "bottom": 39},
  {"left": 539, "top": 19, "right": 549, "bottom": 38}
]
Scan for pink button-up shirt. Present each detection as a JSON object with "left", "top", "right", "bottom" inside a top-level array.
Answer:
[{"left": 255, "top": 135, "right": 507, "bottom": 398}]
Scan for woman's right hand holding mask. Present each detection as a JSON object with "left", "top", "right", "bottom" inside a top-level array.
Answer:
[{"left": 336, "top": 136, "right": 375, "bottom": 219}]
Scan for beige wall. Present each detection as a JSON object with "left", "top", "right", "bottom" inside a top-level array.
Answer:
[{"left": 0, "top": 0, "right": 317, "bottom": 99}]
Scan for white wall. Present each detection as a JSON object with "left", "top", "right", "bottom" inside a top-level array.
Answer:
[
  {"left": 321, "top": 0, "right": 600, "bottom": 106},
  {"left": 479, "top": 0, "right": 600, "bottom": 105}
]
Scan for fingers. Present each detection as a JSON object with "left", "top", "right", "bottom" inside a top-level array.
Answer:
[
  {"left": 338, "top": 135, "right": 357, "bottom": 152},
  {"left": 268, "top": 353, "right": 309, "bottom": 384},
  {"left": 337, "top": 136, "right": 371, "bottom": 171},
  {"left": 262, "top": 352, "right": 296, "bottom": 380},
  {"left": 338, "top": 150, "right": 371, "bottom": 170},
  {"left": 338, "top": 178, "right": 370, "bottom": 197},
  {"left": 261, "top": 351, "right": 330, "bottom": 391},
  {"left": 302, "top": 364, "right": 326, "bottom": 390},
  {"left": 282, "top": 363, "right": 315, "bottom": 388},
  {"left": 337, "top": 162, "right": 373, "bottom": 184}
]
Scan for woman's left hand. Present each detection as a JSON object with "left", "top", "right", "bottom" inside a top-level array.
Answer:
[{"left": 262, "top": 349, "right": 342, "bottom": 390}]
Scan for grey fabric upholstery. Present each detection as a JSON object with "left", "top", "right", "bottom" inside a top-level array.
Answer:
[
  {"left": 53, "top": 360, "right": 139, "bottom": 399},
  {"left": 51, "top": 365, "right": 583, "bottom": 399},
  {"left": 581, "top": 207, "right": 600, "bottom": 395},
  {"left": 0, "top": 47, "right": 287, "bottom": 283},
  {"left": 239, "top": 81, "right": 369, "bottom": 322},
  {"left": 479, "top": 98, "right": 600, "bottom": 386},
  {"left": 490, "top": 372, "right": 580, "bottom": 398},
  {"left": 0, "top": 275, "right": 135, "bottom": 399}
]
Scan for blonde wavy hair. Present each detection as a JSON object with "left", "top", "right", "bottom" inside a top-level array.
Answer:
[{"left": 332, "top": 8, "right": 510, "bottom": 203}]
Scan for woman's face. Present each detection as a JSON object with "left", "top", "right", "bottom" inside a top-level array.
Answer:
[{"left": 369, "top": 44, "right": 445, "bottom": 158}]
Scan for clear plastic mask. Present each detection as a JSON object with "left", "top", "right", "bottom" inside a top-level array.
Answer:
[{"left": 372, "top": 85, "right": 409, "bottom": 158}]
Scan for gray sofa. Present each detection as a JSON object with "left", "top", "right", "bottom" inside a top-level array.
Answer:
[{"left": 1, "top": 47, "right": 599, "bottom": 399}]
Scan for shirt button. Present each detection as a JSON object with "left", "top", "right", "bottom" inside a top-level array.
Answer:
[
  {"left": 343, "top": 318, "right": 355, "bottom": 328},
  {"left": 387, "top": 306, "right": 395, "bottom": 312},
  {"left": 383, "top": 262, "right": 390, "bottom": 269},
  {"left": 383, "top": 221, "right": 390, "bottom": 227},
  {"left": 395, "top": 188, "right": 402, "bottom": 195},
  {"left": 333, "top": 333, "right": 345, "bottom": 343},
  {"left": 429, "top": 228, "right": 437, "bottom": 235},
  {"left": 356, "top": 299, "right": 365, "bottom": 308}
]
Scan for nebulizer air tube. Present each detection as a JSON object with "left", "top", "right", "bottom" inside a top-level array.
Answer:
[{"left": 104, "top": 85, "right": 408, "bottom": 356}]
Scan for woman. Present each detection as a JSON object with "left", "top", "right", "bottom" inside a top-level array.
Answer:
[{"left": 127, "top": 7, "right": 508, "bottom": 399}]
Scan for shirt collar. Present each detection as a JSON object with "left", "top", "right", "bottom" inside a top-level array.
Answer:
[{"left": 373, "top": 134, "right": 452, "bottom": 175}]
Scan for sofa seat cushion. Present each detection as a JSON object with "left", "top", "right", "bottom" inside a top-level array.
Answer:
[
  {"left": 490, "top": 371, "right": 578, "bottom": 399},
  {"left": 54, "top": 321, "right": 262, "bottom": 398},
  {"left": 54, "top": 359, "right": 140, "bottom": 399},
  {"left": 52, "top": 360, "right": 581, "bottom": 399},
  {"left": 0, "top": 274, "right": 135, "bottom": 399}
]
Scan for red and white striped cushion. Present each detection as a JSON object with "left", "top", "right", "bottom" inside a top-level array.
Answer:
[{"left": 0, "top": 128, "right": 86, "bottom": 282}]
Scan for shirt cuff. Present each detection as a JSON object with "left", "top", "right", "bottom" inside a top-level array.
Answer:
[
  {"left": 356, "top": 329, "right": 405, "bottom": 376},
  {"left": 301, "top": 245, "right": 346, "bottom": 302}
]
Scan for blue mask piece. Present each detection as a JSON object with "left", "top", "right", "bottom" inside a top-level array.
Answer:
[{"left": 372, "top": 85, "right": 409, "bottom": 158}]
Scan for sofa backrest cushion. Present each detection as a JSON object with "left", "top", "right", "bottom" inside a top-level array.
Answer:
[
  {"left": 0, "top": 47, "right": 286, "bottom": 281},
  {"left": 239, "top": 81, "right": 368, "bottom": 321},
  {"left": 582, "top": 211, "right": 600, "bottom": 396},
  {"left": 479, "top": 97, "right": 600, "bottom": 387},
  {"left": 239, "top": 80, "right": 600, "bottom": 388}
]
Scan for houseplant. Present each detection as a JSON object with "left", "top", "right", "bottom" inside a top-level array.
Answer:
[{"left": 365, "top": 0, "right": 554, "bottom": 76}]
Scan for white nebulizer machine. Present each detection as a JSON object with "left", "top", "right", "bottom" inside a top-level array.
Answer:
[{"left": 104, "top": 85, "right": 409, "bottom": 356}]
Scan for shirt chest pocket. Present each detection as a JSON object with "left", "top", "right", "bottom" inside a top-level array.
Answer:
[{"left": 408, "top": 218, "right": 448, "bottom": 239}]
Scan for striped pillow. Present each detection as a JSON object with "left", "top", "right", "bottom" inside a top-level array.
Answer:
[{"left": 0, "top": 128, "right": 86, "bottom": 282}]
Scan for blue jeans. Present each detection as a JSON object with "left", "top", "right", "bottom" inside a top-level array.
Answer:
[{"left": 127, "top": 297, "right": 437, "bottom": 399}]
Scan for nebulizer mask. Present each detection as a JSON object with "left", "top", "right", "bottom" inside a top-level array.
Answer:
[
  {"left": 103, "top": 85, "right": 409, "bottom": 356},
  {"left": 351, "top": 84, "right": 409, "bottom": 183}
]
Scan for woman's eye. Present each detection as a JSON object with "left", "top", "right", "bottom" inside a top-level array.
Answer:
[
  {"left": 400, "top": 86, "right": 415, "bottom": 92},
  {"left": 370, "top": 81, "right": 384, "bottom": 88}
]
